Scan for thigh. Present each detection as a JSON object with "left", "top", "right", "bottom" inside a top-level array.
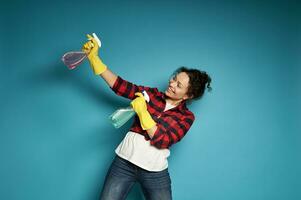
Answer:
[
  {"left": 100, "top": 156, "right": 137, "bottom": 200},
  {"left": 138, "top": 168, "right": 172, "bottom": 200}
]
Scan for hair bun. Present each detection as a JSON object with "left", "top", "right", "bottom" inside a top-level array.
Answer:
[{"left": 205, "top": 75, "right": 212, "bottom": 91}]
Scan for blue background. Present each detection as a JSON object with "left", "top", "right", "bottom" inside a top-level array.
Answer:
[{"left": 0, "top": 0, "right": 300, "bottom": 199}]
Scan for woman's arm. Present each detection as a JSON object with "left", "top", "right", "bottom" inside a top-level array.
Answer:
[
  {"left": 149, "top": 114, "right": 195, "bottom": 149},
  {"left": 83, "top": 34, "right": 152, "bottom": 100},
  {"left": 100, "top": 68, "right": 118, "bottom": 88},
  {"left": 82, "top": 35, "right": 118, "bottom": 88},
  {"left": 146, "top": 125, "right": 157, "bottom": 138}
]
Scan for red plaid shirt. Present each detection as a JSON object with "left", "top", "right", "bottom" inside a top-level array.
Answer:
[{"left": 111, "top": 76, "right": 195, "bottom": 149}]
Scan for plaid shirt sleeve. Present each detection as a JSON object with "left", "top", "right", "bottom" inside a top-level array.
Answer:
[
  {"left": 150, "top": 112, "right": 195, "bottom": 149},
  {"left": 111, "top": 76, "right": 154, "bottom": 100}
]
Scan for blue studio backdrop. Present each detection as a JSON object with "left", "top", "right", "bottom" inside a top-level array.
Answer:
[{"left": 0, "top": 0, "right": 300, "bottom": 200}]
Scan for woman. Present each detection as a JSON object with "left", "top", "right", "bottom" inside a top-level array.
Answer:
[{"left": 82, "top": 34, "right": 212, "bottom": 200}]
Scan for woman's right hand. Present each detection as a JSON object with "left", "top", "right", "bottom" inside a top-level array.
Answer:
[
  {"left": 82, "top": 34, "right": 107, "bottom": 75},
  {"left": 82, "top": 34, "right": 99, "bottom": 59}
]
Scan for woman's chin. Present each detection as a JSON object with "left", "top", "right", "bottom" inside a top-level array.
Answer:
[{"left": 164, "top": 90, "right": 172, "bottom": 98}]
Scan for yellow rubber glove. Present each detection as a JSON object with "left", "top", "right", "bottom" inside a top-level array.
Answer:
[
  {"left": 82, "top": 34, "right": 107, "bottom": 75},
  {"left": 131, "top": 92, "right": 156, "bottom": 130}
]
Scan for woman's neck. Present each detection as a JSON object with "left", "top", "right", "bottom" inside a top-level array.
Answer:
[{"left": 165, "top": 97, "right": 184, "bottom": 106}]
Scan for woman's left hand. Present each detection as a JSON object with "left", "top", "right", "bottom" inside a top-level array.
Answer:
[{"left": 131, "top": 92, "right": 156, "bottom": 130}]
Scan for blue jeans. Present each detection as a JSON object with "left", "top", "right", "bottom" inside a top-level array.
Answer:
[{"left": 100, "top": 155, "right": 172, "bottom": 200}]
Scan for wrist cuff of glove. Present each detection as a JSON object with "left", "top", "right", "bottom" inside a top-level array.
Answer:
[
  {"left": 89, "top": 56, "right": 107, "bottom": 75},
  {"left": 139, "top": 111, "right": 156, "bottom": 130}
]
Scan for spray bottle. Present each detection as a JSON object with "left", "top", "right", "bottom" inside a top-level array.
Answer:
[{"left": 109, "top": 91, "right": 150, "bottom": 128}]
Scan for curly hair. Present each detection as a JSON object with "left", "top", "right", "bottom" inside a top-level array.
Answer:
[{"left": 173, "top": 67, "right": 212, "bottom": 101}]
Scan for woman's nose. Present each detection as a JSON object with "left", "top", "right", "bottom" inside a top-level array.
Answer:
[{"left": 170, "top": 81, "right": 176, "bottom": 87}]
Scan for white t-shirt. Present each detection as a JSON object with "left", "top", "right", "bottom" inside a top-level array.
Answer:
[{"left": 115, "top": 102, "right": 175, "bottom": 171}]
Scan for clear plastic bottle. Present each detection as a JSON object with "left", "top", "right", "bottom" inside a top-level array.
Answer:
[
  {"left": 109, "top": 91, "right": 150, "bottom": 128},
  {"left": 62, "top": 33, "right": 101, "bottom": 70},
  {"left": 109, "top": 106, "right": 136, "bottom": 128}
]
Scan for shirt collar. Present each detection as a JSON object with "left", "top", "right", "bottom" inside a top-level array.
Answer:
[{"left": 162, "top": 92, "right": 188, "bottom": 112}]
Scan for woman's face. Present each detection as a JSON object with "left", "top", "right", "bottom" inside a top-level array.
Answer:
[{"left": 165, "top": 72, "right": 191, "bottom": 101}]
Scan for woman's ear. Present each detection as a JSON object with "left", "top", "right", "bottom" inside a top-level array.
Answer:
[{"left": 183, "top": 94, "right": 193, "bottom": 100}]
